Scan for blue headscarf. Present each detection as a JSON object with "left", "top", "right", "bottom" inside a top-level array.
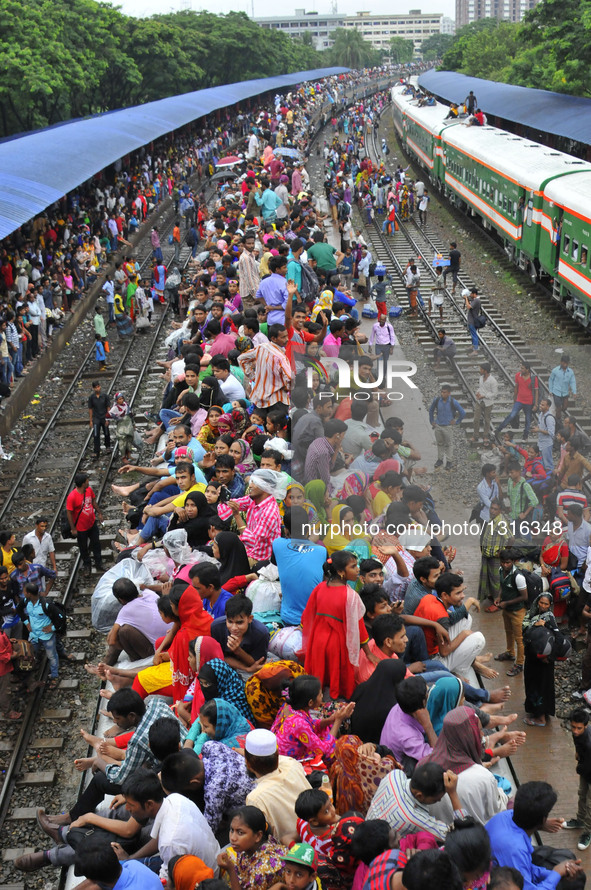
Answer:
[
  {"left": 426, "top": 676, "right": 463, "bottom": 736},
  {"left": 200, "top": 658, "right": 254, "bottom": 722}
]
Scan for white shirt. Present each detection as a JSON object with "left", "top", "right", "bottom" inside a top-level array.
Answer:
[
  {"left": 220, "top": 373, "right": 246, "bottom": 402},
  {"left": 151, "top": 793, "right": 220, "bottom": 881},
  {"left": 22, "top": 530, "right": 55, "bottom": 568}
]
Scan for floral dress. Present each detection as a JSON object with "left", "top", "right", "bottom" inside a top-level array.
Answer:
[{"left": 234, "top": 838, "right": 286, "bottom": 890}]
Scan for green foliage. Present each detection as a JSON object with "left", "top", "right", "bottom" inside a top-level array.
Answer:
[
  {"left": 439, "top": 2, "right": 591, "bottom": 97},
  {"left": 389, "top": 36, "right": 414, "bottom": 64},
  {"left": 420, "top": 32, "right": 456, "bottom": 61},
  {"left": 0, "top": 3, "right": 323, "bottom": 137},
  {"left": 329, "top": 29, "right": 381, "bottom": 69}
]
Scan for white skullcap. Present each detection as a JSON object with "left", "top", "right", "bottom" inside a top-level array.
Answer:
[
  {"left": 399, "top": 529, "right": 432, "bottom": 552},
  {"left": 245, "top": 728, "right": 278, "bottom": 756}
]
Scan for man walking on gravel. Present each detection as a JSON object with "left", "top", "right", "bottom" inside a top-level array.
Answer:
[
  {"left": 88, "top": 380, "right": 111, "bottom": 460},
  {"left": 443, "top": 242, "right": 461, "bottom": 294},
  {"left": 66, "top": 472, "right": 104, "bottom": 573},
  {"left": 429, "top": 384, "right": 466, "bottom": 471}
]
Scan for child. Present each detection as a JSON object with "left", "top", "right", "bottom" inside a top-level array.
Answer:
[
  {"left": 21, "top": 581, "right": 59, "bottom": 689},
  {"left": 217, "top": 805, "right": 286, "bottom": 890},
  {"left": 430, "top": 266, "right": 444, "bottom": 320},
  {"left": 294, "top": 789, "right": 339, "bottom": 857},
  {"left": 210, "top": 595, "right": 270, "bottom": 678},
  {"left": 0, "top": 624, "right": 21, "bottom": 720},
  {"left": 273, "top": 843, "right": 322, "bottom": 890},
  {"left": 95, "top": 333, "right": 107, "bottom": 370},
  {"left": 563, "top": 708, "right": 591, "bottom": 851},
  {"left": 370, "top": 273, "right": 393, "bottom": 319},
  {"left": 185, "top": 697, "right": 252, "bottom": 752}
]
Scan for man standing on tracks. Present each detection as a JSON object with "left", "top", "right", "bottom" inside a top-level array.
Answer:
[
  {"left": 531, "top": 397, "right": 556, "bottom": 472},
  {"left": 443, "top": 242, "right": 461, "bottom": 294},
  {"left": 88, "top": 380, "right": 111, "bottom": 460},
  {"left": 418, "top": 191, "right": 430, "bottom": 228},
  {"left": 472, "top": 362, "right": 498, "bottom": 447},
  {"left": 66, "top": 472, "right": 104, "bottom": 573},
  {"left": 549, "top": 353, "right": 577, "bottom": 425},
  {"left": 429, "top": 384, "right": 466, "bottom": 471}
]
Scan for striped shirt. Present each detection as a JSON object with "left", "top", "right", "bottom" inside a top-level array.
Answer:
[
  {"left": 238, "top": 250, "right": 260, "bottom": 299},
  {"left": 366, "top": 769, "right": 466, "bottom": 841},
  {"left": 217, "top": 494, "right": 281, "bottom": 561},
  {"left": 238, "top": 342, "right": 293, "bottom": 409}
]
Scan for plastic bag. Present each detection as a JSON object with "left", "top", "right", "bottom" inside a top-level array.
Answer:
[
  {"left": 245, "top": 569, "right": 282, "bottom": 614},
  {"left": 91, "top": 561, "right": 154, "bottom": 633},
  {"left": 141, "top": 548, "right": 174, "bottom": 581},
  {"left": 269, "top": 626, "right": 303, "bottom": 661}
]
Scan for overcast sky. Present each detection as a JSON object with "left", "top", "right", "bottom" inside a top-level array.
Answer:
[{"left": 115, "top": 0, "right": 455, "bottom": 27}]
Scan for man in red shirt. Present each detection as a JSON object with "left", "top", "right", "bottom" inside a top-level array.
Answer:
[
  {"left": 284, "top": 300, "right": 327, "bottom": 368},
  {"left": 66, "top": 472, "right": 104, "bottom": 573},
  {"left": 414, "top": 572, "right": 485, "bottom": 683},
  {"left": 496, "top": 362, "right": 538, "bottom": 440}
]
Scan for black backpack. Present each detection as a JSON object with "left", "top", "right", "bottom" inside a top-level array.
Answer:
[
  {"left": 519, "top": 568, "right": 543, "bottom": 605},
  {"left": 40, "top": 598, "right": 68, "bottom": 635},
  {"left": 300, "top": 262, "right": 319, "bottom": 305}
]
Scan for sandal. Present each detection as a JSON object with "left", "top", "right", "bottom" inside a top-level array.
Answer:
[
  {"left": 485, "top": 604, "right": 500, "bottom": 613},
  {"left": 494, "top": 652, "right": 514, "bottom": 661},
  {"left": 47, "top": 678, "right": 59, "bottom": 690},
  {"left": 506, "top": 664, "right": 524, "bottom": 677}
]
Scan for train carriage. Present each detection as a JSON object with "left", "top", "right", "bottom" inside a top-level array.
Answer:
[
  {"left": 441, "top": 125, "right": 591, "bottom": 277},
  {"left": 541, "top": 174, "right": 591, "bottom": 324},
  {"left": 391, "top": 86, "right": 453, "bottom": 184}
]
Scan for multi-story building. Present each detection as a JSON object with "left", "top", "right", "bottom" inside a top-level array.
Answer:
[
  {"left": 253, "top": 8, "right": 443, "bottom": 54},
  {"left": 441, "top": 16, "right": 456, "bottom": 33},
  {"left": 455, "top": 0, "right": 540, "bottom": 28},
  {"left": 342, "top": 10, "right": 443, "bottom": 52},
  {"left": 254, "top": 10, "right": 344, "bottom": 50}
]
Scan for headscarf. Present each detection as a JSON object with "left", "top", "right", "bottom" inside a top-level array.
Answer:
[
  {"left": 189, "top": 636, "right": 225, "bottom": 722},
  {"left": 522, "top": 593, "right": 557, "bottom": 631},
  {"left": 373, "top": 458, "right": 403, "bottom": 479},
  {"left": 426, "top": 676, "right": 463, "bottom": 736},
  {"left": 232, "top": 439, "right": 257, "bottom": 476},
  {"left": 210, "top": 698, "right": 252, "bottom": 747},
  {"left": 162, "top": 528, "right": 192, "bottom": 565},
  {"left": 329, "top": 734, "right": 402, "bottom": 817},
  {"left": 323, "top": 504, "right": 368, "bottom": 556},
  {"left": 250, "top": 468, "right": 287, "bottom": 500},
  {"left": 215, "top": 531, "right": 251, "bottom": 586},
  {"left": 231, "top": 406, "right": 250, "bottom": 436},
  {"left": 311, "top": 287, "right": 333, "bottom": 321},
  {"left": 217, "top": 412, "right": 236, "bottom": 435},
  {"left": 173, "top": 491, "right": 216, "bottom": 547},
  {"left": 350, "top": 659, "right": 407, "bottom": 744},
  {"left": 109, "top": 392, "right": 130, "bottom": 420},
  {"left": 198, "top": 376, "right": 225, "bottom": 411},
  {"left": 169, "top": 588, "right": 214, "bottom": 703},
  {"left": 244, "top": 660, "right": 306, "bottom": 727},
  {"left": 336, "top": 471, "right": 370, "bottom": 502},
  {"left": 305, "top": 480, "right": 328, "bottom": 524},
  {"left": 199, "top": 658, "right": 254, "bottom": 721},
  {"left": 169, "top": 854, "right": 214, "bottom": 890},
  {"left": 419, "top": 706, "right": 483, "bottom": 774}
]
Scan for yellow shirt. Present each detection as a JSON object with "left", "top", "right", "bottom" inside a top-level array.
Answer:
[
  {"left": 171, "top": 483, "right": 206, "bottom": 508},
  {"left": 1, "top": 546, "right": 16, "bottom": 574},
  {"left": 246, "top": 756, "right": 310, "bottom": 838}
]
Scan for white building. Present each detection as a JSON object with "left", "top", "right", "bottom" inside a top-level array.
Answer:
[
  {"left": 254, "top": 10, "right": 344, "bottom": 50},
  {"left": 253, "top": 8, "right": 443, "bottom": 53}
]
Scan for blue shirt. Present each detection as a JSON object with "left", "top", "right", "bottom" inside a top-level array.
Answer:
[
  {"left": 274, "top": 538, "right": 327, "bottom": 626},
  {"left": 25, "top": 599, "right": 54, "bottom": 642},
  {"left": 549, "top": 364, "right": 576, "bottom": 397},
  {"left": 255, "top": 273, "right": 289, "bottom": 325},
  {"left": 486, "top": 810, "right": 561, "bottom": 890},
  {"left": 114, "top": 856, "right": 164, "bottom": 890},
  {"left": 428, "top": 395, "right": 466, "bottom": 427},
  {"left": 203, "top": 587, "right": 233, "bottom": 620}
]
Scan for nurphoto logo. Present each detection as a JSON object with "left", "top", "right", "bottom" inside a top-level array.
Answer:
[{"left": 307, "top": 357, "right": 418, "bottom": 401}]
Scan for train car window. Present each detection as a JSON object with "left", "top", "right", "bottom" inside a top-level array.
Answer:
[
  {"left": 503, "top": 196, "right": 508, "bottom": 211},
  {"left": 572, "top": 241, "right": 579, "bottom": 262},
  {"left": 582, "top": 245, "right": 588, "bottom": 266},
  {"left": 563, "top": 235, "right": 570, "bottom": 255},
  {"left": 526, "top": 201, "right": 533, "bottom": 227},
  {"left": 494, "top": 189, "right": 498, "bottom": 204}
]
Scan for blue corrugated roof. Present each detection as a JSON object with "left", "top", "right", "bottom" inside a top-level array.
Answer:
[
  {"left": 0, "top": 67, "right": 349, "bottom": 239},
  {"left": 418, "top": 70, "right": 591, "bottom": 146}
]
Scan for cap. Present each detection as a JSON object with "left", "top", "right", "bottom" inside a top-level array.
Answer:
[
  {"left": 282, "top": 843, "right": 318, "bottom": 872},
  {"left": 398, "top": 530, "right": 432, "bottom": 552},
  {"left": 245, "top": 728, "right": 278, "bottom": 756}
]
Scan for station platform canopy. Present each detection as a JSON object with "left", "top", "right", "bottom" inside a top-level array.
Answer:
[
  {"left": 418, "top": 70, "right": 591, "bottom": 148},
  {"left": 0, "top": 67, "right": 349, "bottom": 239}
]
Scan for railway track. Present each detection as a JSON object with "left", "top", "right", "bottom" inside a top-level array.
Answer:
[{"left": 364, "top": 113, "right": 591, "bottom": 444}]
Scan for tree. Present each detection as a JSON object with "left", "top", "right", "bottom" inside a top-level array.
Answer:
[
  {"left": 420, "top": 32, "right": 456, "bottom": 61},
  {"left": 389, "top": 36, "right": 414, "bottom": 63},
  {"left": 329, "top": 28, "right": 381, "bottom": 68},
  {"left": 441, "top": 18, "right": 503, "bottom": 70},
  {"left": 518, "top": 0, "right": 591, "bottom": 96}
]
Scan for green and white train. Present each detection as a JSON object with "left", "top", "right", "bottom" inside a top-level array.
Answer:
[{"left": 391, "top": 84, "right": 591, "bottom": 326}]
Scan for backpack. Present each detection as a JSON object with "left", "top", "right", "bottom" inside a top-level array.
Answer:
[
  {"left": 519, "top": 568, "right": 543, "bottom": 605},
  {"left": 185, "top": 229, "right": 196, "bottom": 247},
  {"left": 300, "top": 262, "right": 319, "bottom": 305},
  {"left": 473, "top": 314, "right": 487, "bottom": 329},
  {"left": 40, "top": 598, "right": 68, "bottom": 635},
  {"left": 549, "top": 567, "right": 571, "bottom": 602},
  {"left": 523, "top": 623, "right": 572, "bottom": 662}
]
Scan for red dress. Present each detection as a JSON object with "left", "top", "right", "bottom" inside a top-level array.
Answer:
[{"left": 302, "top": 581, "right": 368, "bottom": 700}]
